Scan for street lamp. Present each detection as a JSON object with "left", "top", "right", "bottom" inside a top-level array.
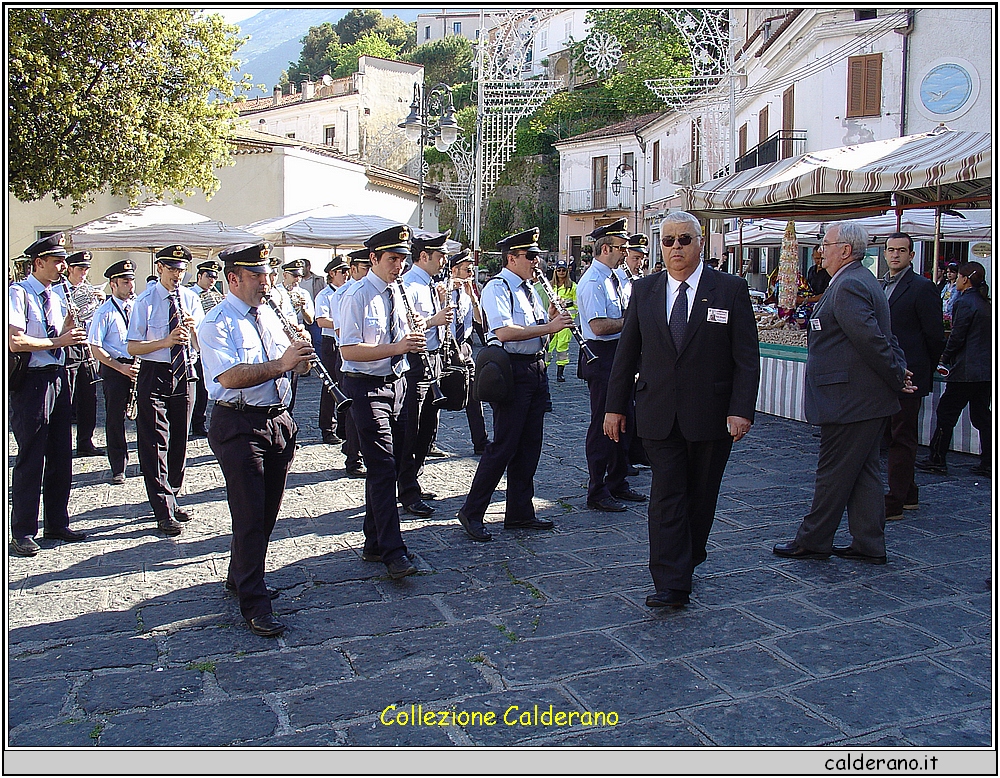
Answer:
[
  {"left": 399, "top": 82, "right": 460, "bottom": 228},
  {"left": 611, "top": 162, "right": 639, "bottom": 233}
]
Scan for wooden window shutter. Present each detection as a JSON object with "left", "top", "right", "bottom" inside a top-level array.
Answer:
[
  {"left": 847, "top": 54, "right": 881, "bottom": 117},
  {"left": 863, "top": 53, "right": 882, "bottom": 116},
  {"left": 738, "top": 123, "right": 748, "bottom": 156},
  {"left": 758, "top": 105, "right": 768, "bottom": 144}
]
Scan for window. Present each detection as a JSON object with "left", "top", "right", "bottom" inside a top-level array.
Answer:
[
  {"left": 564, "top": 21, "right": 572, "bottom": 43},
  {"left": 652, "top": 140, "right": 660, "bottom": 182},
  {"left": 847, "top": 53, "right": 882, "bottom": 117},
  {"left": 854, "top": 9, "right": 877, "bottom": 21},
  {"left": 539, "top": 28, "right": 547, "bottom": 51},
  {"left": 691, "top": 118, "right": 702, "bottom": 185},
  {"left": 324, "top": 126, "right": 336, "bottom": 146},
  {"left": 424, "top": 25, "right": 430, "bottom": 40},
  {"left": 758, "top": 105, "right": 768, "bottom": 145},
  {"left": 622, "top": 151, "right": 634, "bottom": 173},
  {"left": 738, "top": 123, "right": 748, "bottom": 156},
  {"left": 475, "top": 28, "right": 480, "bottom": 40},
  {"left": 592, "top": 156, "right": 608, "bottom": 210},
  {"left": 453, "top": 21, "right": 462, "bottom": 35},
  {"left": 781, "top": 85, "right": 794, "bottom": 159},
  {"left": 285, "top": 132, "right": 295, "bottom": 139}
]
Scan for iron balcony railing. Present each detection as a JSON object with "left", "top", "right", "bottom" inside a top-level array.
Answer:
[
  {"left": 559, "top": 187, "right": 637, "bottom": 213},
  {"left": 735, "top": 129, "right": 807, "bottom": 173}
]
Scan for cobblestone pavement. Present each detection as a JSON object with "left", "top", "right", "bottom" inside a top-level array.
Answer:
[{"left": 7, "top": 363, "right": 992, "bottom": 749}]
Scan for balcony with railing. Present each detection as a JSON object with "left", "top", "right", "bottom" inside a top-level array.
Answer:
[
  {"left": 559, "top": 187, "right": 637, "bottom": 214},
  {"left": 735, "top": 129, "right": 806, "bottom": 173}
]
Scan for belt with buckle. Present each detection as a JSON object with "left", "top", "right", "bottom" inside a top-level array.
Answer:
[
  {"left": 508, "top": 351, "right": 545, "bottom": 362},
  {"left": 342, "top": 371, "right": 399, "bottom": 386},
  {"left": 215, "top": 400, "right": 288, "bottom": 418}
]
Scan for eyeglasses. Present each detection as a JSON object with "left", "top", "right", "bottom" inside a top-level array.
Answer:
[
  {"left": 661, "top": 234, "right": 694, "bottom": 247},
  {"left": 820, "top": 241, "right": 848, "bottom": 250}
]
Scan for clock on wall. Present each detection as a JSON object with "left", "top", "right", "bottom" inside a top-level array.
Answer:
[{"left": 917, "top": 59, "right": 979, "bottom": 121}]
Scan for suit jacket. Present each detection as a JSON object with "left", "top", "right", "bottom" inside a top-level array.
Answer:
[
  {"left": 887, "top": 266, "right": 946, "bottom": 397},
  {"left": 941, "top": 287, "right": 991, "bottom": 382},
  {"left": 805, "top": 261, "right": 906, "bottom": 425},
  {"left": 607, "top": 267, "right": 760, "bottom": 441}
]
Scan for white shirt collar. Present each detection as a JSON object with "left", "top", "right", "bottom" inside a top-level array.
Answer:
[{"left": 666, "top": 260, "right": 704, "bottom": 296}]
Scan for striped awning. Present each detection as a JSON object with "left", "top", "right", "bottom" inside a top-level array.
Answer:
[{"left": 682, "top": 126, "right": 991, "bottom": 221}]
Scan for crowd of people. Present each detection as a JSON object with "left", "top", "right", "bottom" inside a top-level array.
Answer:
[{"left": 8, "top": 214, "right": 991, "bottom": 635}]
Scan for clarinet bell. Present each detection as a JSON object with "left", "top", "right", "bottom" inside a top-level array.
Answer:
[
  {"left": 429, "top": 381, "right": 448, "bottom": 409},
  {"left": 331, "top": 382, "right": 353, "bottom": 413},
  {"left": 582, "top": 342, "right": 599, "bottom": 364}
]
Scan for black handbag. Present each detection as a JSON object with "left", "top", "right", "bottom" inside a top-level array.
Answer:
[{"left": 439, "top": 358, "right": 469, "bottom": 411}]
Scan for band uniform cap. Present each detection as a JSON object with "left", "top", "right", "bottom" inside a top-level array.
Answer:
[
  {"left": 155, "top": 245, "right": 192, "bottom": 267},
  {"left": 325, "top": 257, "right": 349, "bottom": 274},
  {"left": 555, "top": 258, "right": 569, "bottom": 269},
  {"left": 626, "top": 233, "right": 649, "bottom": 254},
  {"left": 24, "top": 233, "right": 68, "bottom": 259},
  {"left": 589, "top": 218, "right": 629, "bottom": 241},
  {"left": 104, "top": 259, "right": 136, "bottom": 280},
  {"left": 364, "top": 225, "right": 412, "bottom": 256},
  {"left": 497, "top": 227, "right": 541, "bottom": 257},
  {"left": 411, "top": 229, "right": 451, "bottom": 256},
  {"left": 197, "top": 260, "right": 223, "bottom": 277},
  {"left": 66, "top": 250, "right": 93, "bottom": 267},
  {"left": 449, "top": 247, "right": 473, "bottom": 268},
  {"left": 348, "top": 247, "right": 372, "bottom": 264},
  {"left": 220, "top": 241, "right": 272, "bottom": 273},
  {"left": 282, "top": 259, "right": 307, "bottom": 276}
]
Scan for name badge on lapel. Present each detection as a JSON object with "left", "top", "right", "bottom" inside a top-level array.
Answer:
[
  {"left": 706, "top": 307, "right": 729, "bottom": 324},
  {"left": 810, "top": 317, "right": 822, "bottom": 331}
]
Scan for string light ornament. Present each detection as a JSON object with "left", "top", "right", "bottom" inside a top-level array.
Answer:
[
  {"left": 583, "top": 31, "right": 622, "bottom": 74},
  {"left": 438, "top": 136, "right": 476, "bottom": 239}
]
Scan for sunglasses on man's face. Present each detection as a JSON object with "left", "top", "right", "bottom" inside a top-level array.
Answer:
[{"left": 661, "top": 234, "right": 694, "bottom": 247}]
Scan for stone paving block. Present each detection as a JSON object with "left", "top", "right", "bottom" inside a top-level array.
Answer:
[
  {"left": 770, "top": 558, "right": 888, "bottom": 588},
  {"left": 685, "top": 695, "right": 844, "bottom": 746},
  {"left": 738, "top": 597, "right": 840, "bottom": 633},
  {"left": 566, "top": 544, "right": 646, "bottom": 569},
  {"left": 9, "top": 609, "right": 138, "bottom": 645},
  {"left": 500, "top": 595, "right": 646, "bottom": 640},
  {"left": 9, "top": 635, "right": 157, "bottom": 679},
  {"left": 297, "top": 555, "right": 396, "bottom": 586},
  {"left": 687, "top": 645, "right": 809, "bottom": 696},
  {"left": 280, "top": 581, "right": 382, "bottom": 612},
  {"left": 791, "top": 659, "right": 990, "bottom": 735},
  {"left": 8, "top": 719, "right": 97, "bottom": 747},
  {"left": 925, "top": 561, "right": 992, "bottom": 595},
  {"left": 858, "top": 570, "right": 964, "bottom": 605},
  {"left": 530, "top": 565, "right": 649, "bottom": 600},
  {"left": 344, "top": 719, "right": 456, "bottom": 746},
  {"left": 7, "top": 677, "right": 71, "bottom": 727},
  {"left": 548, "top": 713, "right": 707, "bottom": 747},
  {"left": 282, "top": 596, "right": 447, "bottom": 646},
  {"left": 214, "top": 647, "right": 353, "bottom": 695},
  {"left": 501, "top": 551, "right": 592, "bottom": 581},
  {"left": 99, "top": 698, "right": 277, "bottom": 746},
  {"left": 161, "top": 624, "right": 277, "bottom": 663},
  {"left": 435, "top": 584, "right": 546, "bottom": 621},
  {"left": 449, "top": 687, "right": 583, "bottom": 746},
  {"left": 887, "top": 605, "right": 985, "bottom": 647},
  {"left": 518, "top": 528, "right": 633, "bottom": 554},
  {"left": 138, "top": 600, "right": 232, "bottom": 632},
  {"left": 690, "top": 568, "right": 804, "bottom": 607},
  {"left": 890, "top": 534, "right": 991, "bottom": 566},
  {"left": 250, "top": 728, "right": 346, "bottom": 747},
  {"left": 931, "top": 645, "right": 991, "bottom": 687},
  {"left": 490, "top": 631, "right": 639, "bottom": 685},
  {"left": 898, "top": 708, "right": 992, "bottom": 747},
  {"left": 76, "top": 668, "right": 204, "bottom": 714},
  {"left": 378, "top": 570, "right": 476, "bottom": 602},
  {"left": 793, "top": 583, "right": 909, "bottom": 620},
  {"left": 610, "top": 608, "right": 777, "bottom": 663},
  {"left": 284, "top": 662, "right": 488, "bottom": 728}
]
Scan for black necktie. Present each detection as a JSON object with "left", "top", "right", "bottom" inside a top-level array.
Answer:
[
  {"left": 669, "top": 281, "right": 689, "bottom": 350},
  {"left": 40, "top": 289, "right": 62, "bottom": 361},
  {"left": 609, "top": 271, "right": 623, "bottom": 308},
  {"left": 168, "top": 293, "right": 186, "bottom": 384}
]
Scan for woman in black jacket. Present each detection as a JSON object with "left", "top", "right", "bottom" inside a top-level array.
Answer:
[{"left": 917, "top": 261, "right": 991, "bottom": 476}]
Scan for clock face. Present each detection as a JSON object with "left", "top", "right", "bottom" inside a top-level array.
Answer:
[{"left": 919, "top": 63, "right": 974, "bottom": 115}]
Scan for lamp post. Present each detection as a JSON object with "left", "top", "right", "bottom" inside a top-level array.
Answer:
[
  {"left": 611, "top": 162, "right": 638, "bottom": 233},
  {"left": 399, "top": 82, "right": 460, "bottom": 229}
]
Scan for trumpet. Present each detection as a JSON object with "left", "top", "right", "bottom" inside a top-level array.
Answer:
[
  {"left": 532, "top": 268, "right": 598, "bottom": 364},
  {"left": 262, "top": 296, "right": 352, "bottom": 413},
  {"left": 395, "top": 279, "right": 447, "bottom": 408},
  {"left": 59, "top": 277, "right": 103, "bottom": 383},
  {"left": 169, "top": 289, "right": 199, "bottom": 382},
  {"left": 126, "top": 357, "right": 141, "bottom": 420}
]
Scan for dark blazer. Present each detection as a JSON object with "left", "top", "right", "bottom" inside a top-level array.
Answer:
[
  {"left": 887, "top": 266, "right": 946, "bottom": 397},
  {"left": 805, "top": 261, "right": 906, "bottom": 425},
  {"left": 607, "top": 267, "right": 760, "bottom": 441},
  {"left": 941, "top": 288, "right": 991, "bottom": 382}
]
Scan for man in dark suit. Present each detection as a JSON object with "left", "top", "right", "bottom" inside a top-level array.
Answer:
[
  {"left": 881, "top": 232, "right": 945, "bottom": 520},
  {"left": 774, "top": 221, "right": 913, "bottom": 565},
  {"left": 605, "top": 211, "right": 760, "bottom": 608}
]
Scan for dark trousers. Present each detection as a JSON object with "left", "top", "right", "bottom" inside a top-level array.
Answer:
[
  {"left": 397, "top": 354, "right": 441, "bottom": 506},
  {"left": 100, "top": 362, "right": 132, "bottom": 477},
  {"left": 885, "top": 393, "right": 922, "bottom": 515},
  {"left": 209, "top": 405, "right": 296, "bottom": 620},
  {"left": 318, "top": 336, "right": 339, "bottom": 435},
  {"left": 9, "top": 368, "right": 73, "bottom": 538},
  {"left": 582, "top": 339, "right": 632, "bottom": 502},
  {"left": 343, "top": 373, "right": 408, "bottom": 562},
  {"left": 191, "top": 356, "right": 209, "bottom": 431},
  {"left": 931, "top": 381, "right": 992, "bottom": 464},
  {"left": 136, "top": 362, "right": 195, "bottom": 523},
  {"left": 796, "top": 416, "right": 888, "bottom": 557},
  {"left": 627, "top": 384, "right": 649, "bottom": 466},
  {"left": 66, "top": 355, "right": 98, "bottom": 449},
  {"left": 461, "top": 357, "right": 548, "bottom": 524},
  {"left": 460, "top": 341, "right": 488, "bottom": 450},
  {"left": 643, "top": 421, "right": 733, "bottom": 593}
]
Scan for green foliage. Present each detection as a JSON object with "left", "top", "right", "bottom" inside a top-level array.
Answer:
[
  {"left": 409, "top": 36, "right": 474, "bottom": 87},
  {"left": 336, "top": 10, "right": 414, "bottom": 53},
  {"left": 8, "top": 8, "right": 252, "bottom": 210},
  {"left": 285, "top": 22, "right": 341, "bottom": 84},
  {"left": 331, "top": 32, "right": 400, "bottom": 79},
  {"left": 481, "top": 199, "right": 517, "bottom": 253}
]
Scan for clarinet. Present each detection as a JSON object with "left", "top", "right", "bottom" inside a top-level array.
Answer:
[
  {"left": 262, "top": 296, "right": 352, "bottom": 413},
  {"left": 59, "top": 277, "right": 103, "bottom": 383},
  {"left": 621, "top": 262, "right": 642, "bottom": 282},
  {"left": 395, "top": 279, "right": 447, "bottom": 408},
  {"left": 126, "top": 357, "right": 141, "bottom": 420},
  {"left": 532, "top": 268, "right": 598, "bottom": 364},
  {"left": 169, "top": 289, "right": 199, "bottom": 382}
]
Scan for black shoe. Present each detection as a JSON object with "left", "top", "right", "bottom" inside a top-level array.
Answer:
[
  {"left": 474, "top": 443, "right": 488, "bottom": 456},
  {"left": 504, "top": 517, "right": 555, "bottom": 530},
  {"left": 420, "top": 490, "right": 438, "bottom": 500},
  {"left": 42, "top": 527, "right": 86, "bottom": 542},
  {"left": 612, "top": 488, "right": 647, "bottom": 503},
  {"left": 970, "top": 464, "right": 991, "bottom": 477},
  {"left": 772, "top": 540, "right": 830, "bottom": 560},
  {"left": 322, "top": 431, "right": 342, "bottom": 445},
  {"left": 645, "top": 590, "right": 689, "bottom": 608},
  {"left": 556, "top": 374, "right": 566, "bottom": 383},
  {"left": 626, "top": 466, "right": 640, "bottom": 477},
  {"left": 385, "top": 554, "right": 418, "bottom": 579},
  {"left": 403, "top": 500, "right": 435, "bottom": 518},
  {"left": 158, "top": 518, "right": 183, "bottom": 536},
  {"left": 915, "top": 458, "right": 948, "bottom": 475},
  {"left": 111, "top": 472, "right": 126, "bottom": 485},
  {"left": 346, "top": 466, "right": 367, "bottom": 478},
  {"left": 587, "top": 496, "right": 628, "bottom": 512},
  {"left": 545, "top": 401, "right": 553, "bottom": 413},
  {"left": 831, "top": 545, "right": 887, "bottom": 565},
  {"left": 10, "top": 537, "right": 40, "bottom": 557},
  {"left": 76, "top": 445, "right": 105, "bottom": 457},
  {"left": 225, "top": 580, "right": 279, "bottom": 599},
  {"left": 173, "top": 506, "right": 193, "bottom": 523},
  {"left": 190, "top": 426, "right": 208, "bottom": 438},
  {"left": 426, "top": 447, "right": 448, "bottom": 458},
  {"left": 457, "top": 510, "right": 492, "bottom": 542},
  {"left": 246, "top": 613, "right": 286, "bottom": 637},
  {"left": 360, "top": 548, "right": 382, "bottom": 563}
]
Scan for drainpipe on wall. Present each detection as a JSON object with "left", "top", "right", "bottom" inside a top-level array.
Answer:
[{"left": 896, "top": 9, "right": 914, "bottom": 137}]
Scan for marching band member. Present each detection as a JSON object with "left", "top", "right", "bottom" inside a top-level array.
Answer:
[
  {"left": 88, "top": 260, "right": 139, "bottom": 485},
  {"left": 456, "top": 227, "right": 572, "bottom": 542},
  {"left": 398, "top": 231, "right": 454, "bottom": 518},
  {"left": 198, "top": 241, "right": 313, "bottom": 637},
  {"left": 546, "top": 258, "right": 576, "bottom": 383},
  {"left": 314, "top": 256, "right": 350, "bottom": 445},
  {"left": 8, "top": 234, "right": 89, "bottom": 556},
  {"left": 332, "top": 249, "right": 372, "bottom": 477},
  {"left": 339, "top": 226, "right": 424, "bottom": 578},
  {"left": 282, "top": 259, "right": 315, "bottom": 326},
  {"left": 127, "top": 245, "right": 204, "bottom": 536},
  {"left": 449, "top": 248, "right": 489, "bottom": 455},
  {"left": 577, "top": 218, "right": 647, "bottom": 513},
  {"left": 189, "top": 259, "right": 225, "bottom": 437},
  {"left": 62, "top": 251, "right": 105, "bottom": 457},
  {"left": 617, "top": 233, "right": 648, "bottom": 305},
  {"left": 268, "top": 257, "right": 296, "bottom": 320}
]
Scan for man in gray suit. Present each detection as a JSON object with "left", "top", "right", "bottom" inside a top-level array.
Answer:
[{"left": 773, "top": 220, "right": 914, "bottom": 565}]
